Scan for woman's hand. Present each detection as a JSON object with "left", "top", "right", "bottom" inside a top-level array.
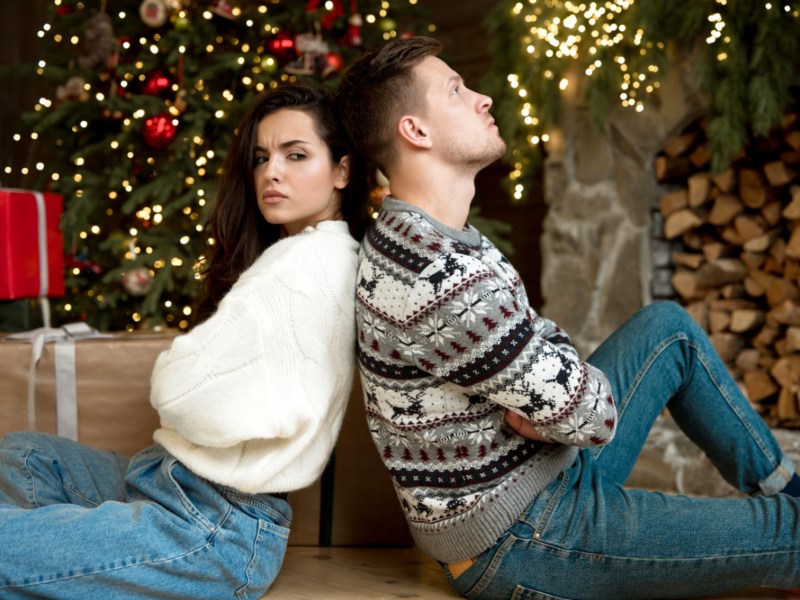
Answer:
[{"left": 504, "top": 409, "right": 550, "bottom": 442}]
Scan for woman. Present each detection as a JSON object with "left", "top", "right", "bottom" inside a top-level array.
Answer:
[{"left": 0, "top": 82, "right": 369, "bottom": 599}]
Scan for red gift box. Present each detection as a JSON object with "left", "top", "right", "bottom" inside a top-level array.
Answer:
[{"left": 0, "top": 189, "right": 65, "bottom": 300}]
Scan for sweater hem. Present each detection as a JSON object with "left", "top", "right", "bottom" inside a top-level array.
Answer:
[{"left": 408, "top": 446, "right": 578, "bottom": 563}]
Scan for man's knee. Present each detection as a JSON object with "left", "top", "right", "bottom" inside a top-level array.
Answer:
[{"left": 639, "top": 301, "right": 694, "bottom": 329}]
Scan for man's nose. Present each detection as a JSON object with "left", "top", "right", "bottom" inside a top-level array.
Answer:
[{"left": 476, "top": 91, "right": 493, "bottom": 112}]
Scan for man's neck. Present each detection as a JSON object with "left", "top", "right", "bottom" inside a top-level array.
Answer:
[{"left": 388, "top": 164, "right": 476, "bottom": 230}]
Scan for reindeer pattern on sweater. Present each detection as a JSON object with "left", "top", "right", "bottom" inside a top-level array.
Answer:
[{"left": 355, "top": 198, "right": 617, "bottom": 563}]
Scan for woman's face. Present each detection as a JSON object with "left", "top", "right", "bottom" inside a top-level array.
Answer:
[{"left": 253, "top": 108, "right": 349, "bottom": 236}]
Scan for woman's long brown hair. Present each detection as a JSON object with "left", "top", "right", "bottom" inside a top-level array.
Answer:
[{"left": 194, "top": 82, "right": 370, "bottom": 324}]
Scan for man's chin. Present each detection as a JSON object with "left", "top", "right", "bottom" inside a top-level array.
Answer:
[{"left": 479, "top": 142, "right": 508, "bottom": 170}]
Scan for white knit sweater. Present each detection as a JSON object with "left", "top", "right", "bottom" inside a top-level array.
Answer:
[{"left": 150, "top": 221, "right": 359, "bottom": 494}]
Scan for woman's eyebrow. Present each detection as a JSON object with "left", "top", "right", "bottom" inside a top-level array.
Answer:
[{"left": 254, "top": 140, "right": 311, "bottom": 153}]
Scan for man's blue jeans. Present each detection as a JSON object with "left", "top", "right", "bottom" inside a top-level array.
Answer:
[
  {"left": 0, "top": 435, "right": 291, "bottom": 599},
  {"left": 447, "top": 302, "right": 800, "bottom": 599}
]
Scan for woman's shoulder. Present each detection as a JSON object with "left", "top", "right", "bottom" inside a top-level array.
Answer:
[{"left": 242, "top": 221, "right": 358, "bottom": 280}]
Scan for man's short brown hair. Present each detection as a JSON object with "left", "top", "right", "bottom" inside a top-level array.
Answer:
[{"left": 335, "top": 36, "right": 442, "bottom": 176}]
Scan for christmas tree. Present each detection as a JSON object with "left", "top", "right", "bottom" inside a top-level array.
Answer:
[
  {"left": 4, "top": 0, "right": 433, "bottom": 331},
  {"left": 484, "top": 0, "right": 800, "bottom": 199}
]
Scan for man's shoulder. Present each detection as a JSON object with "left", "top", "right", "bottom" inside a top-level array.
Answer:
[{"left": 360, "top": 207, "right": 483, "bottom": 270}]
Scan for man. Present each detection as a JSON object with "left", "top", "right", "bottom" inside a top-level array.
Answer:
[{"left": 336, "top": 37, "right": 800, "bottom": 599}]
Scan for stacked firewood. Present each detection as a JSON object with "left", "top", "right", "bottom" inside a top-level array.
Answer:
[{"left": 656, "top": 113, "right": 800, "bottom": 426}]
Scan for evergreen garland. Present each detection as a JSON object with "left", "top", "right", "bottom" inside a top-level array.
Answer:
[{"left": 484, "top": 0, "right": 800, "bottom": 197}]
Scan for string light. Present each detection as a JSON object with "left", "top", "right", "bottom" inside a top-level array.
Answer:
[
  {"left": 3, "top": 0, "right": 431, "bottom": 331},
  {"left": 502, "top": 0, "right": 670, "bottom": 199}
]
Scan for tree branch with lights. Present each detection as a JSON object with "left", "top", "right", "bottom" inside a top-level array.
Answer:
[
  {"left": 4, "top": 0, "right": 432, "bottom": 331},
  {"left": 484, "top": 0, "right": 800, "bottom": 200}
]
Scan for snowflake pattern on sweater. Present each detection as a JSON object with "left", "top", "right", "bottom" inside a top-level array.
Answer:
[{"left": 356, "top": 198, "right": 617, "bottom": 562}]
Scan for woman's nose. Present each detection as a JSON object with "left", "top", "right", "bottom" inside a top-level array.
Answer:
[{"left": 263, "top": 158, "right": 280, "bottom": 181}]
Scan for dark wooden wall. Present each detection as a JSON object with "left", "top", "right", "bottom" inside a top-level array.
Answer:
[{"left": 0, "top": 0, "right": 544, "bottom": 306}]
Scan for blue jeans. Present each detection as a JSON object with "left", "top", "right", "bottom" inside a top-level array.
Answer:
[
  {"left": 0, "top": 434, "right": 291, "bottom": 599},
  {"left": 446, "top": 302, "right": 800, "bottom": 599}
]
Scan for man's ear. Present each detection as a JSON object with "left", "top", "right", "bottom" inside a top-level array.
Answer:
[
  {"left": 397, "top": 115, "right": 432, "bottom": 149},
  {"left": 334, "top": 155, "right": 350, "bottom": 190}
]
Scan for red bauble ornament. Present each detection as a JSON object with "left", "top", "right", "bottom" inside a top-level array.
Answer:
[
  {"left": 142, "top": 113, "right": 178, "bottom": 149},
  {"left": 326, "top": 51, "right": 345, "bottom": 74},
  {"left": 143, "top": 70, "right": 172, "bottom": 95},
  {"left": 267, "top": 33, "right": 297, "bottom": 64}
]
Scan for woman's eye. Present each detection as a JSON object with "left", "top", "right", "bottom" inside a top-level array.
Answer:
[
  {"left": 254, "top": 155, "right": 268, "bottom": 166},
  {"left": 288, "top": 152, "right": 306, "bottom": 161},
  {"left": 452, "top": 86, "right": 461, "bottom": 95}
]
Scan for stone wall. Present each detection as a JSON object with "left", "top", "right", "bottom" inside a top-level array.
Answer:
[
  {"left": 536, "top": 53, "right": 800, "bottom": 498},
  {"left": 540, "top": 53, "right": 704, "bottom": 356}
]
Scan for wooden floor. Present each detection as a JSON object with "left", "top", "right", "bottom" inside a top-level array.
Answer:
[
  {"left": 267, "top": 546, "right": 457, "bottom": 599},
  {"left": 265, "top": 547, "right": 800, "bottom": 600}
]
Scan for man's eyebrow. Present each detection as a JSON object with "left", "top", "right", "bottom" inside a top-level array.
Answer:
[{"left": 447, "top": 75, "right": 463, "bottom": 88}]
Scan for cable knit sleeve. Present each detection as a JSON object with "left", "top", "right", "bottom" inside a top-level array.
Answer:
[
  {"left": 398, "top": 252, "right": 616, "bottom": 447},
  {"left": 151, "top": 230, "right": 355, "bottom": 448}
]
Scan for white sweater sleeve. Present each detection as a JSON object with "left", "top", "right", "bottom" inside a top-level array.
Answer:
[{"left": 150, "top": 231, "right": 354, "bottom": 449}]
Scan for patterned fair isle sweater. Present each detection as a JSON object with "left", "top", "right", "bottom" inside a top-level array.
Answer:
[{"left": 355, "top": 198, "right": 617, "bottom": 563}]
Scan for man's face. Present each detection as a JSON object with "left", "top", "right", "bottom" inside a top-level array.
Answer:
[{"left": 413, "top": 55, "right": 506, "bottom": 171}]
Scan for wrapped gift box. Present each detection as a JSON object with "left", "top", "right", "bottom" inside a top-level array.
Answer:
[
  {"left": 0, "top": 331, "right": 409, "bottom": 547},
  {"left": 0, "top": 330, "right": 175, "bottom": 457},
  {"left": 0, "top": 189, "right": 65, "bottom": 300}
]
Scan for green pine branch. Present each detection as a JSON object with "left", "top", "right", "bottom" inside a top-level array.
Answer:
[{"left": 484, "top": 0, "right": 800, "bottom": 196}]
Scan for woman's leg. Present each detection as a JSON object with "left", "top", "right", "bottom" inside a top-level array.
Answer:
[
  {"left": 0, "top": 432, "right": 129, "bottom": 508},
  {"left": 0, "top": 444, "right": 292, "bottom": 599},
  {"left": 586, "top": 301, "right": 792, "bottom": 495}
]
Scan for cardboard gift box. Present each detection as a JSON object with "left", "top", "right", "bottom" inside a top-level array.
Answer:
[
  {"left": 0, "top": 328, "right": 175, "bottom": 457},
  {"left": 0, "top": 189, "right": 65, "bottom": 301},
  {"left": 0, "top": 329, "right": 410, "bottom": 547}
]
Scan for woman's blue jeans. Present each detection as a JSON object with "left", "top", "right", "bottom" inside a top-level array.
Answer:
[
  {"left": 0, "top": 436, "right": 291, "bottom": 599},
  {"left": 446, "top": 302, "right": 800, "bottom": 599}
]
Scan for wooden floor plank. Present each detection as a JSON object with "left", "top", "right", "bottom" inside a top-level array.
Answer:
[
  {"left": 266, "top": 546, "right": 458, "bottom": 599},
  {"left": 265, "top": 547, "right": 800, "bottom": 599}
]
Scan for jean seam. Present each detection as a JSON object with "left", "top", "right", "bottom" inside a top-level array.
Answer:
[
  {"left": 689, "top": 339, "right": 775, "bottom": 468},
  {"left": 222, "top": 489, "right": 291, "bottom": 528},
  {"left": 25, "top": 447, "right": 111, "bottom": 508},
  {"left": 465, "top": 533, "right": 517, "bottom": 598},
  {"left": 20, "top": 448, "right": 38, "bottom": 508},
  {"left": 527, "top": 537, "right": 800, "bottom": 564},
  {"left": 590, "top": 333, "right": 687, "bottom": 461},
  {"left": 235, "top": 518, "right": 283, "bottom": 600},
  {"left": 534, "top": 471, "right": 570, "bottom": 539},
  {"left": 0, "top": 540, "right": 213, "bottom": 591},
  {"left": 166, "top": 459, "right": 219, "bottom": 534}
]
